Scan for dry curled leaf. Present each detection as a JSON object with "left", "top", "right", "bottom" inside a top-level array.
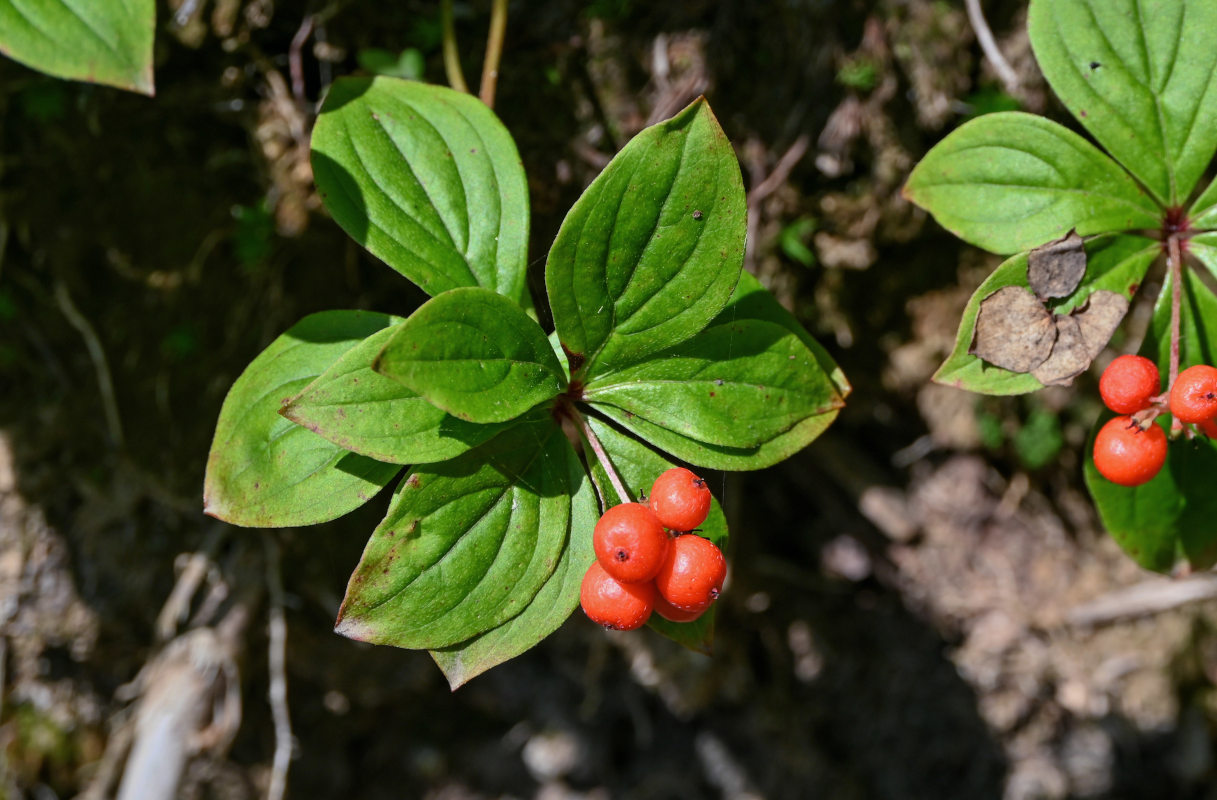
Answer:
[
  {"left": 971, "top": 286, "right": 1056, "bottom": 372},
  {"left": 1027, "top": 230, "right": 1086, "bottom": 300},
  {"left": 1031, "top": 291, "right": 1130, "bottom": 386}
]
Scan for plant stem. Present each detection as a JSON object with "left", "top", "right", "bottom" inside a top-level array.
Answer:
[
  {"left": 479, "top": 0, "right": 508, "bottom": 108},
  {"left": 1168, "top": 232, "right": 1183, "bottom": 433},
  {"left": 441, "top": 0, "right": 469, "bottom": 93},
  {"left": 572, "top": 410, "right": 631, "bottom": 505}
]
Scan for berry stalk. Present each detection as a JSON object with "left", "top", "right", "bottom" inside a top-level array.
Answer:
[
  {"left": 1168, "top": 231, "right": 1184, "bottom": 434},
  {"left": 571, "top": 409, "right": 632, "bottom": 505}
]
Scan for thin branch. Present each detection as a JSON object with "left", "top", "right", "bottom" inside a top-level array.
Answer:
[
  {"left": 1169, "top": 233, "right": 1183, "bottom": 433},
  {"left": 289, "top": 13, "right": 315, "bottom": 104},
  {"left": 441, "top": 0, "right": 469, "bottom": 94},
  {"left": 54, "top": 280, "right": 124, "bottom": 448},
  {"left": 265, "top": 537, "right": 292, "bottom": 800},
  {"left": 572, "top": 411, "right": 631, "bottom": 505},
  {"left": 479, "top": 0, "right": 509, "bottom": 108},
  {"left": 965, "top": 0, "right": 1020, "bottom": 92},
  {"left": 1067, "top": 574, "right": 1217, "bottom": 627}
]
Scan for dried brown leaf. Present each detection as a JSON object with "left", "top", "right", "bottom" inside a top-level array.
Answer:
[
  {"left": 1027, "top": 230, "right": 1086, "bottom": 299},
  {"left": 970, "top": 286, "right": 1056, "bottom": 373},
  {"left": 1030, "top": 290, "right": 1130, "bottom": 386},
  {"left": 1073, "top": 290, "right": 1130, "bottom": 358}
]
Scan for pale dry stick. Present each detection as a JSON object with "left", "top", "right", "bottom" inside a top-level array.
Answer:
[
  {"left": 441, "top": 0, "right": 470, "bottom": 94},
  {"left": 964, "top": 0, "right": 1020, "bottom": 92},
  {"left": 1168, "top": 233, "right": 1184, "bottom": 433},
  {"left": 572, "top": 412, "right": 632, "bottom": 505},
  {"left": 53, "top": 280, "right": 124, "bottom": 448},
  {"left": 744, "top": 135, "right": 810, "bottom": 271},
  {"left": 265, "top": 536, "right": 293, "bottom": 800},
  {"left": 289, "top": 13, "right": 316, "bottom": 104},
  {"left": 1067, "top": 574, "right": 1217, "bottom": 627},
  {"left": 479, "top": 0, "right": 509, "bottom": 108}
]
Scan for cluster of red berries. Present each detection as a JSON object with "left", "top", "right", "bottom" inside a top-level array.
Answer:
[
  {"left": 1093, "top": 355, "right": 1217, "bottom": 486},
  {"left": 580, "top": 468, "right": 727, "bottom": 630}
]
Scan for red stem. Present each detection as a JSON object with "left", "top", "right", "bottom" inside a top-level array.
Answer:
[
  {"left": 1168, "top": 233, "right": 1183, "bottom": 433},
  {"left": 571, "top": 410, "right": 631, "bottom": 505}
]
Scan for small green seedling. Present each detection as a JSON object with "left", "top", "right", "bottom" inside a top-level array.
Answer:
[
  {"left": 204, "top": 76, "right": 848, "bottom": 687},
  {"left": 905, "top": 0, "right": 1217, "bottom": 573}
]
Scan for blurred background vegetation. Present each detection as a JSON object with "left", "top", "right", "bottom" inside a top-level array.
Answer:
[{"left": 3, "top": 1, "right": 1217, "bottom": 798}]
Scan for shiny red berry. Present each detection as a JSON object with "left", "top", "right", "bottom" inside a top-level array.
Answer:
[
  {"left": 1169, "top": 364, "right": 1217, "bottom": 424},
  {"left": 653, "top": 594, "right": 709, "bottom": 623},
  {"left": 580, "top": 561, "right": 656, "bottom": 630},
  {"left": 649, "top": 467, "right": 712, "bottom": 532},
  {"left": 593, "top": 502, "right": 669, "bottom": 583},
  {"left": 1099, "top": 354, "right": 1159, "bottom": 414},
  {"left": 1092, "top": 415, "right": 1167, "bottom": 487},
  {"left": 654, "top": 534, "right": 726, "bottom": 611}
]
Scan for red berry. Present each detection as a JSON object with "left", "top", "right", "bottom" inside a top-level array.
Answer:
[
  {"left": 593, "top": 502, "right": 669, "bottom": 583},
  {"left": 1199, "top": 418, "right": 1217, "bottom": 439},
  {"left": 580, "top": 561, "right": 656, "bottom": 630},
  {"left": 1099, "top": 354, "right": 1159, "bottom": 414},
  {"left": 649, "top": 467, "right": 712, "bottom": 532},
  {"left": 1092, "top": 415, "right": 1167, "bottom": 487},
  {"left": 1170, "top": 364, "right": 1217, "bottom": 423},
  {"left": 654, "top": 534, "right": 727, "bottom": 611},
  {"left": 653, "top": 594, "right": 709, "bottom": 623}
]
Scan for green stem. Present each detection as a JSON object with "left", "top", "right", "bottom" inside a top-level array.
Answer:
[
  {"left": 479, "top": 0, "right": 508, "bottom": 108},
  {"left": 441, "top": 0, "right": 469, "bottom": 93}
]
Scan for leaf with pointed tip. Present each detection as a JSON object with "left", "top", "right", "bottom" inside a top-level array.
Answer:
[
  {"left": 282, "top": 321, "right": 509, "bottom": 464},
  {"left": 934, "top": 234, "right": 1158, "bottom": 394},
  {"left": 311, "top": 76, "right": 530, "bottom": 304},
  {"left": 1028, "top": 0, "right": 1217, "bottom": 206},
  {"left": 204, "top": 311, "right": 402, "bottom": 527},
  {"left": 584, "top": 318, "right": 842, "bottom": 448},
  {"left": 587, "top": 270, "right": 848, "bottom": 470},
  {"left": 585, "top": 416, "right": 727, "bottom": 653},
  {"left": 546, "top": 98, "right": 746, "bottom": 377},
  {"left": 430, "top": 437, "right": 596, "bottom": 689},
  {"left": 0, "top": 0, "right": 155, "bottom": 94},
  {"left": 1186, "top": 232, "right": 1217, "bottom": 283},
  {"left": 373, "top": 287, "right": 565, "bottom": 424},
  {"left": 1188, "top": 176, "right": 1217, "bottom": 231},
  {"left": 1085, "top": 269, "right": 1217, "bottom": 573},
  {"left": 335, "top": 421, "right": 570, "bottom": 649},
  {"left": 904, "top": 112, "right": 1159, "bottom": 255}
]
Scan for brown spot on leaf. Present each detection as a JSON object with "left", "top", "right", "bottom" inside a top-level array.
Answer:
[
  {"left": 561, "top": 343, "right": 585, "bottom": 374},
  {"left": 970, "top": 286, "right": 1056, "bottom": 372},
  {"left": 1027, "top": 230, "right": 1086, "bottom": 299},
  {"left": 405, "top": 474, "right": 421, "bottom": 488}
]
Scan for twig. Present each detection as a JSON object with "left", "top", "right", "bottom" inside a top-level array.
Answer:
[
  {"left": 747, "top": 135, "right": 810, "bottom": 208},
  {"left": 1169, "top": 233, "right": 1183, "bottom": 433},
  {"left": 289, "top": 13, "right": 315, "bottom": 104},
  {"left": 1067, "top": 574, "right": 1217, "bottom": 627},
  {"left": 965, "top": 0, "right": 1020, "bottom": 92},
  {"left": 572, "top": 412, "right": 631, "bottom": 505},
  {"left": 265, "top": 537, "right": 293, "bottom": 800},
  {"left": 53, "top": 280, "right": 124, "bottom": 448},
  {"left": 479, "top": 0, "right": 509, "bottom": 108},
  {"left": 441, "top": 0, "right": 469, "bottom": 94}
]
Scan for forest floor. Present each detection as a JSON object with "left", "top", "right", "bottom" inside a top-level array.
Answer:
[{"left": 4, "top": 1, "right": 1217, "bottom": 798}]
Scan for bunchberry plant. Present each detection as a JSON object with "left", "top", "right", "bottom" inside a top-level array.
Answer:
[
  {"left": 654, "top": 533, "right": 727, "bottom": 612},
  {"left": 579, "top": 562, "right": 658, "bottom": 632},
  {"left": 649, "top": 466, "right": 713, "bottom": 532},
  {"left": 204, "top": 76, "right": 849, "bottom": 686},
  {"left": 1099, "top": 354, "right": 1160, "bottom": 415},
  {"left": 905, "top": 0, "right": 1217, "bottom": 573},
  {"left": 593, "top": 502, "right": 669, "bottom": 584}
]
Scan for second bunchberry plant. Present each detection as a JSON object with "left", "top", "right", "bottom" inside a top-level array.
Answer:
[
  {"left": 905, "top": 0, "right": 1217, "bottom": 573},
  {"left": 204, "top": 77, "right": 848, "bottom": 687}
]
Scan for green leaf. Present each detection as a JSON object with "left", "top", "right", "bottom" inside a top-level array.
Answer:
[
  {"left": 1028, "top": 0, "right": 1217, "bottom": 206},
  {"left": 584, "top": 318, "right": 843, "bottom": 448},
  {"left": 1186, "top": 232, "right": 1217, "bottom": 282},
  {"left": 1189, "top": 177, "right": 1217, "bottom": 231},
  {"left": 336, "top": 421, "right": 571, "bottom": 649},
  {"left": 373, "top": 287, "right": 565, "bottom": 423},
  {"left": 585, "top": 416, "right": 727, "bottom": 653},
  {"left": 904, "top": 112, "right": 1160, "bottom": 254},
  {"left": 281, "top": 321, "right": 509, "bottom": 464},
  {"left": 934, "top": 234, "right": 1158, "bottom": 394},
  {"left": 0, "top": 0, "right": 155, "bottom": 95},
  {"left": 311, "top": 76, "right": 530, "bottom": 304},
  {"left": 546, "top": 98, "right": 746, "bottom": 377},
  {"left": 430, "top": 436, "right": 597, "bottom": 689},
  {"left": 586, "top": 270, "right": 848, "bottom": 470},
  {"left": 1086, "top": 268, "right": 1217, "bottom": 573},
  {"left": 204, "top": 311, "right": 403, "bottom": 527}
]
